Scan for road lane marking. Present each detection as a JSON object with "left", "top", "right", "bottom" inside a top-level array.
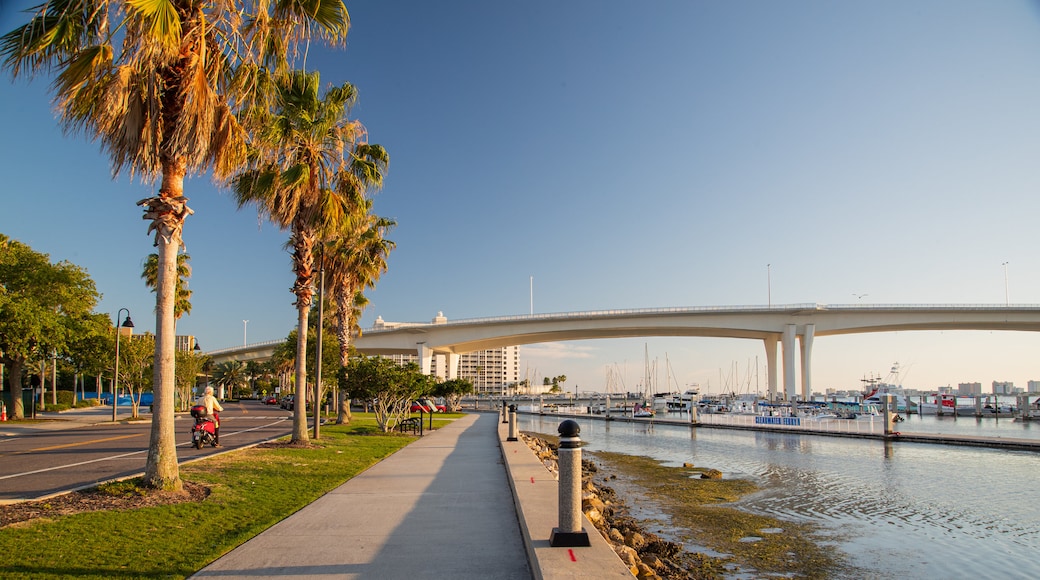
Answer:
[
  {"left": 0, "top": 417, "right": 292, "bottom": 482},
  {"left": 14, "top": 433, "right": 144, "bottom": 455}
]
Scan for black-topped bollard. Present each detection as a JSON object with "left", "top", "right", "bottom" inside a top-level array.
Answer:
[
  {"left": 550, "top": 419, "right": 591, "bottom": 547},
  {"left": 507, "top": 404, "right": 519, "bottom": 441}
]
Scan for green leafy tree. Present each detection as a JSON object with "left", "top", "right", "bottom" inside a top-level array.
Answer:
[
  {"left": 340, "top": 358, "right": 433, "bottom": 433},
  {"left": 433, "top": 378, "right": 474, "bottom": 412},
  {"left": 234, "top": 70, "right": 385, "bottom": 442},
  {"left": 142, "top": 253, "right": 193, "bottom": 319},
  {"left": 2, "top": 0, "right": 350, "bottom": 490},
  {"left": 175, "top": 349, "right": 208, "bottom": 412},
  {"left": 119, "top": 332, "right": 156, "bottom": 418},
  {"left": 0, "top": 237, "right": 100, "bottom": 419},
  {"left": 64, "top": 312, "right": 114, "bottom": 401}
]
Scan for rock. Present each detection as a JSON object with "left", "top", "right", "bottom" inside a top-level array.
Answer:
[
  {"left": 582, "top": 496, "right": 606, "bottom": 514},
  {"left": 683, "top": 462, "right": 694, "bottom": 468},
  {"left": 615, "top": 545, "right": 639, "bottom": 567},
  {"left": 608, "top": 528, "right": 625, "bottom": 543},
  {"left": 635, "top": 562, "right": 658, "bottom": 579},
  {"left": 700, "top": 469, "right": 723, "bottom": 479},
  {"left": 584, "top": 506, "right": 603, "bottom": 526},
  {"left": 624, "top": 530, "right": 646, "bottom": 550},
  {"left": 642, "top": 554, "right": 664, "bottom": 569}
]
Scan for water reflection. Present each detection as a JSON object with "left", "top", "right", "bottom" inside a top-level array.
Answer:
[{"left": 519, "top": 415, "right": 1040, "bottom": 578}]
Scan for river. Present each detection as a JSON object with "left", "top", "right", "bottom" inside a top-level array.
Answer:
[{"left": 517, "top": 413, "right": 1040, "bottom": 579}]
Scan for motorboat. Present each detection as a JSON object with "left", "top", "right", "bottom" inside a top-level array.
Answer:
[{"left": 666, "top": 388, "right": 700, "bottom": 411}]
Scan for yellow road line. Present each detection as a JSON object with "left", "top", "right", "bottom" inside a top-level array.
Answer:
[{"left": 12, "top": 433, "right": 144, "bottom": 455}]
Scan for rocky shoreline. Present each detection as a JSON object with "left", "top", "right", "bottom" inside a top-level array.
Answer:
[{"left": 521, "top": 432, "right": 724, "bottom": 580}]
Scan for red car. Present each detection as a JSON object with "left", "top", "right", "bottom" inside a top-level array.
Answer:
[
  {"left": 410, "top": 400, "right": 447, "bottom": 413},
  {"left": 263, "top": 396, "right": 278, "bottom": 405}
]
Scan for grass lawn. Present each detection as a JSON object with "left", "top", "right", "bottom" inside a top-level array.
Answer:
[{"left": 0, "top": 413, "right": 462, "bottom": 579}]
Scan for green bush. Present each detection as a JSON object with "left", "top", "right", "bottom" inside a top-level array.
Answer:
[{"left": 56, "top": 390, "right": 76, "bottom": 407}]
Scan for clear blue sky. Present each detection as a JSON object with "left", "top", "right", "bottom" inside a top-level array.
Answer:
[{"left": 4, "top": 0, "right": 1040, "bottom": 394}]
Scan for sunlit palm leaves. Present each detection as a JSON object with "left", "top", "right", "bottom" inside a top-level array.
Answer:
[{"left": 2, "top": 0, "right": 351, "bottom": 489}]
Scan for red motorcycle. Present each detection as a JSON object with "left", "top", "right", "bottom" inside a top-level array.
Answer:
[{"left": 190, "top": 405, "right": 219, "bottom": 449}]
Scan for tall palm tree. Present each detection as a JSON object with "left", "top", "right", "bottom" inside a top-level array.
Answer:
[
  {"left": 2, "top": 1, "right": 351, "bottom": 490},
  {"left": 325, "top": 210, "right": 395, "bottom": 424},
  {"left": 142, "top": 253, "right": 193, "bottom": 319},
  {"left": 233, "top": 70, "right": 380, "bottom": 443}
]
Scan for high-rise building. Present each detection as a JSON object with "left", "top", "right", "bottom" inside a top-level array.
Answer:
[
  {"left": 1028, "top": 380, "right": 1040, "bottom": 393},
  {"left": 957, "top": 382, "right": 982, "bottom": 396},
  {"left": 992, "top": 380, "right": 1015, "bottom": 395},
  {"left": 175, "top": 335, "right": 198, "bottom": 352},
  {"left": 371, "top": 315, "right": 521, "bottom": 395}
]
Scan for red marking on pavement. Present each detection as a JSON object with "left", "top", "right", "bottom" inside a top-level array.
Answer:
[
  {"left": 530, "top": 477, "right": 535, "bottom": 484},
  {"left": 568, "top": 549, "right": 577, "bottom": 562}
]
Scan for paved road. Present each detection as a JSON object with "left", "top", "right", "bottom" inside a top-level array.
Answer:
[{"left": 0, "top": 400, "right": 296, "bottom": 503}]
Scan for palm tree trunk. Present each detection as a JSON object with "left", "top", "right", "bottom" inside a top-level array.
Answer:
[
  {"left": 335, "top": 290, "right": 353, "bottom": 424},
  {"left": 292, "top": 302, "right": 310, "bottom": 442},
  {"left": 141, "top": 161, "right": 188, "bottom": 492}
]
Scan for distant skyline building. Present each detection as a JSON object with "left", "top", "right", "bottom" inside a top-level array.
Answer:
[
  {"left": 992, "top": 380, "right": 1015, "bottom": 395},
  {"left": 1028, "top": 380, "right": 1040, "bottom": 393},
  {"left": 373, "top": 315, "right": 520, "bottom": 395},
  {"left": 381, "top": 347, "right": 521, "bottom": 396},
  {"left": 957, "top": 382, "right": 982, "bottom": 396}
]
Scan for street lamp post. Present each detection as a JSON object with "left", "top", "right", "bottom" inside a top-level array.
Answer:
[
  {"left": 243, "top": 320, "right": 249, "bottom": 346},
  {"left": 1002, "top": 261, "right": 1009, "bottom": 306},
  {"left": 313, "top": 244, "right": 325, "bottom": 439},
  {"left": 767, "top": 264, "right": 772, "bottom": 307},
  {"left": 112, "top": 309, "right": 134, "bottom": 422}
]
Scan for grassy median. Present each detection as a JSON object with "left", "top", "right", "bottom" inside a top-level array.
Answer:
[{"left": 0, "top": 413, "right": 461, "bottom": 580}]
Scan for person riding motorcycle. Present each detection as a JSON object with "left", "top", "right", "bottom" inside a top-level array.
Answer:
[{"left": 195, "top": 386, "right": 224, "bottom": 446}]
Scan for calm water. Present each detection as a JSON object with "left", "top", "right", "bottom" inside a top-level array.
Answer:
[{"left": 519, "top": 414, "right": 1040, "bottom": 579}]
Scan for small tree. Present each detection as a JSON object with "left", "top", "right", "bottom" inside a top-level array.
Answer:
[
  {"left": 341, "top": 358, "right": 433, "bottom": 432},
  {"left": 119, "top": 332, "right": 156, "bottom": 418},
  {"left": 433, "top": 378, "right": 474, "bottom": 412},
  {"left": 175, "top": 349, "right": 208, "bottom": 411}
]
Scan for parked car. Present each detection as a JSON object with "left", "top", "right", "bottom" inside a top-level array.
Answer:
[
  {"left": 263, "top": 395, "right": 278, "bottom": 405},
  {"left": 280, "top": 395, "right": 294, "bottom": 410},
  {"left": 410, "top": 398, "right": 447, "bottom": 413}
]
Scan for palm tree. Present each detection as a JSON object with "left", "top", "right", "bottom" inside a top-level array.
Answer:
[
  {"left": 142, "top": 253, "right": 193, "bottom": 319},
  {"left": 325, "top": 210, "right": 395, "bottom": 424},
  {"left": 2, "top": 1, "right": 351, "bottom": 490},
  {"left": 212, "top": 360, "right": 247, "bottom": 401},
  {"left": 233, "top": 70, "right": 381, "bottom": 443}
]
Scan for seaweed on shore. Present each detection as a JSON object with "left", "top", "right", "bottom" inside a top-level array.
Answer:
[{"left": 591, "top": 450, "right": 844, "bottom": 579}]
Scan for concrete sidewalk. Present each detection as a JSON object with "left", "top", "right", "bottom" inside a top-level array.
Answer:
[{"left": 192, "top": 412, "right": 531, "bottom": 579}]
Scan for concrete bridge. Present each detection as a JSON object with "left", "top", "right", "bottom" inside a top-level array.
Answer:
[{"left": 205, "top": 303, "right": 1040, "bottom": 400}]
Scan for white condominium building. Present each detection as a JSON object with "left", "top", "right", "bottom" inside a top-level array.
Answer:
[{"left": 371, "top": 314, "right": 521, "bottom": 395}]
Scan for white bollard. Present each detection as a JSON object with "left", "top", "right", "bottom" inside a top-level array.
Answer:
[
  {"left": 507, "top": 404, "right": 518, "bottom": 441},
  {"left": 550, "top": 419, "right": 590, "bottom": 547}
]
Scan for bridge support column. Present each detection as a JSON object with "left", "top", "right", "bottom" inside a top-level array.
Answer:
[
  {"left": 799, "top": 324, "right": 814, "bottom": 401},
  {"left": 446, "top": 353, "right": 460, "bottom": 380},
  {"left": 782, "top": 325, "right": 796, "bottom": 400},
  {"left": 763, "top": 335, "right": 779, "bottom": 401},
  {"left": 417, "top": 343, "right": 434, "bottom": 376}
]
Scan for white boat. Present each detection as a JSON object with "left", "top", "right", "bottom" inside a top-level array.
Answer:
[
  {"left": 666, "top": 388, "right": 700, "bottom": 411},
  {"left": 632, "top": 402, "right": 655, "bottom": 418},
  {"left": 917, "top": 394, "right": 977, "bottom": 415}
]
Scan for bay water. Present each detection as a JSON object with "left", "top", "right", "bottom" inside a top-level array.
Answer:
[{"left": 518, "top": 413, "right": 1040, "bottom": 579}]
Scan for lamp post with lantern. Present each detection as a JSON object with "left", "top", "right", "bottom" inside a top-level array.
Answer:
[{"left": 112, "top": 309, "right": 134, "bottom": 422}]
